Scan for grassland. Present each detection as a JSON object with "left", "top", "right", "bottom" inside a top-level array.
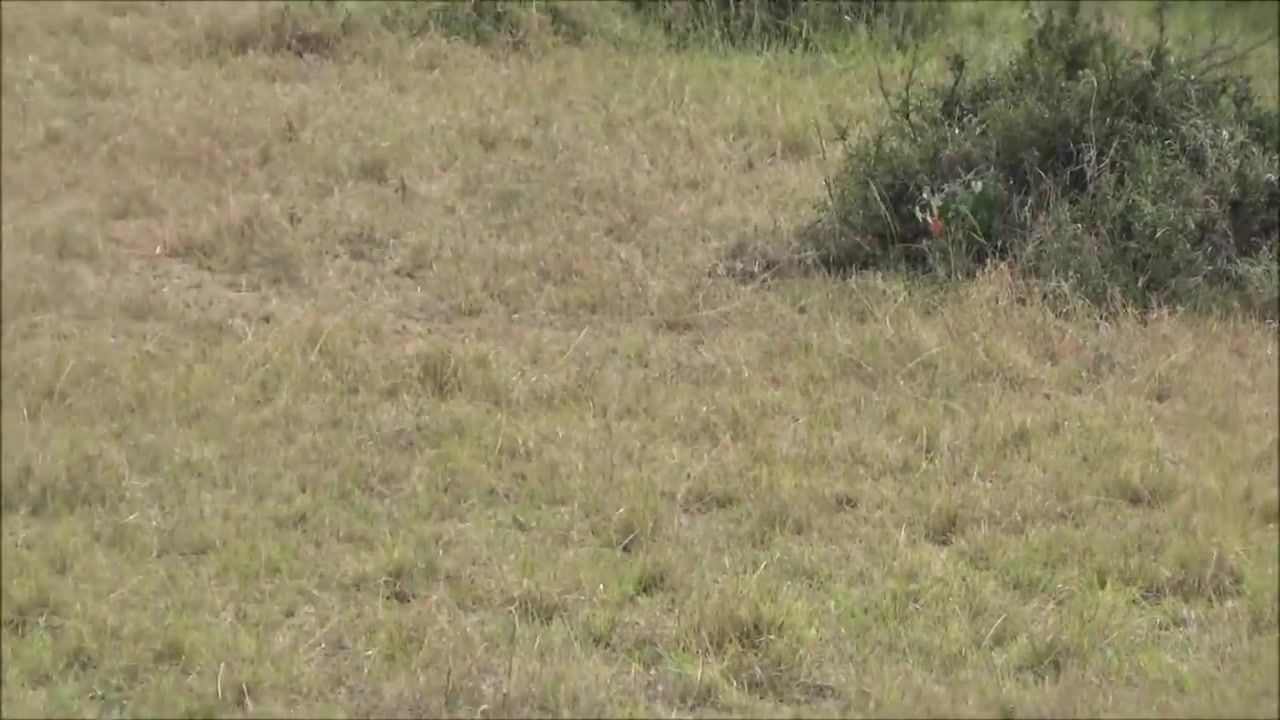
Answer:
[{"left": 1, "top": 1, "right": 1277, "bottom": 717}]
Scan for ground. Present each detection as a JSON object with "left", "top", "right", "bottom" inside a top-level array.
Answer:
[{"left": 2, "top": 2, "right": 1277, "bottom": 717}]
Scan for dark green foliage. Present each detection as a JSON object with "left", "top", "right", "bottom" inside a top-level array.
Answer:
[
  {"left": 806, "top": 6, "right": 1280, "bottom": 315},
  {"left": 630, "top": 0, "right": 943, "bottom": 52}
]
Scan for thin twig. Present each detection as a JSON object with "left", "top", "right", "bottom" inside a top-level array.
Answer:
[
  {"left": 903, "top": 43, "right": 920, "bottom": 136},
  {"left": 444, "top": 664, "right": 453, "bottom": 712},
  {"left": 501, "top": 608, "right": 517, "bottom": 713},
  {"left": 874, "top": 60, "right": 896, "bottom": 123},
  {"left": 904, "top": 347, "right": 941, "bottom": 372},
  {"left": 812, "top": 117, "right": 828, "bottom": 164},
  {"left": 1195, "top": 31, "right": 1278, "bottom": 77},
  {"left": 51, "top": 360, "right": 74, "bottom": 407},
  {"left": 555, "top": 326, "right": 589, "bottom": 366},
  {"left": 981, "top": 614, "right": 1007, "bottom": 648},
  {"left": 309, "top": 314, "right": 342, "bottom": 360},
  {"left": 666, "top": 291, "right": 755, "bottom": 324}
]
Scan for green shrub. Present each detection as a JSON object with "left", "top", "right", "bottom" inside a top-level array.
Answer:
[
  {"left": 630, "top": 0, "right": 943, "bottom": 52},
  {"left": 804, "top": 5, "right": 1280, "bottom": 315}
]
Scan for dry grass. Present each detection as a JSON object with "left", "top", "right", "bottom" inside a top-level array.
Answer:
[{"left": 2, "top": 2, "right": 1277, "bottom": 717}]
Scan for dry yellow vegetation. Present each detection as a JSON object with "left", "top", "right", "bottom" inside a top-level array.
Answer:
[{"left": 2, "top": 2, "right": 1277, "bottom": 717}]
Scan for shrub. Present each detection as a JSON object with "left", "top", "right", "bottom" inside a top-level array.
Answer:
[
  {"left": 630, "top": 0, "right": 943, "bottom": 52},
  {"left": 804, "top": 5, "right": 1280, "bottom": 315}
]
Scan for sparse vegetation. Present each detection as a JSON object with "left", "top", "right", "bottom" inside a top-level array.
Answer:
[{"left": 2, "top": 1, "right": 1277, "bottom": 718}]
